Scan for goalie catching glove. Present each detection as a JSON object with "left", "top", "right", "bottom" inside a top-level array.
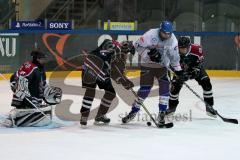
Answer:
[{"left": 43, "top": 86, "right": 62, "bottom": 105}]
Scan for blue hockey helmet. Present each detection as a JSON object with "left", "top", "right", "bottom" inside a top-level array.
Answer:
[{"left": 159, "top": 21, "right": 173, "bottom": 34}]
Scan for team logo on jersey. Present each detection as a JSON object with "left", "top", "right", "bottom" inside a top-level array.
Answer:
[
  {"left": 24, "top": 62, "right": 32, "bottom": 69},
  {"left": 198, "top": 47, "right": 202, "bottom": 53},
  {"left": 151, "top": 37, "right": 158, "bottom": 45}
]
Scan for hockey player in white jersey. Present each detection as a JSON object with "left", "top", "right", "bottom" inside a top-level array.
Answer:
[{"left": 122, "top": 21, "right": 187, "bottom": 126}]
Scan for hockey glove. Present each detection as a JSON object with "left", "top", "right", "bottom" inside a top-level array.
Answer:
[
  {"left": 15, "top": 76, "right": 30, "bottom": 100},
  {"left": 15, "top": 89, "right": 26, "bottom": 100},
  {"left": 175, "top": 70, "right": 189, "bottom": 82},
  {"left": 188, "top": 67, "right": 200, "bottom": 79},
  {"left": 103, "top": 77, "right": 111, "bottom": 84},
  {"left": 148, "top": 48, "right": 161, "bottom": 63}
]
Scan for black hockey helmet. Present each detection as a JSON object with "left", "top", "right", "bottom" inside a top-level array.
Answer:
[
  {"left": 31, "top": 50, "right": 48, "bottom": 66},
  {"left": 178, "top": 36, "right": 191, "bottom": 48},
  {"left": 120, "top": 41, "right": 135, "bottom": 55},
  {"left": 101, "top": 39, "right": 116, "bottom": 52},
  {"left": 31, "top": 50, "right": 47, "bottom": 59}
]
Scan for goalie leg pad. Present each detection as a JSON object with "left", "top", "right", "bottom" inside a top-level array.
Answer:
[{"left": 7, "top": 106, "right": 52, "bottom": 127}]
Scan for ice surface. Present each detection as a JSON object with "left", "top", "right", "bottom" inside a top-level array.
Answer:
[{"left": 0, "top": 77, "right": 239, "bottom": 160}]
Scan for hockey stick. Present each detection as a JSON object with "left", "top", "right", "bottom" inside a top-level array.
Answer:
[
  {"left": 130, "top": 89, "right": 173, "bottom": 128},
  {"left": 110, "top": 61, "right": 173, "bottom": 128},
  {"left": 183, "top": 82, "right": 238, "bottom": 124},
  {"left": 168, "top": 69, "right": 238, "bottom": 124},
  {"left": 130, "top": 89, "right": 158, "bottom": 126},
  {"left": 25, "top": 98, "right": 52, "bottom": 121}
]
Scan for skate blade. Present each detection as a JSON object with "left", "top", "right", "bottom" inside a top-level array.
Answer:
[
  {"left": 80, "top": 124, "right": 88, "bottom": 129},
  {"left": 94, "top": 121, "right": 110, "bottom": 126},
  {"left": 122, "top": 119, "right": 131, "bottom": 124},
  {"left": 157, "top": 122, "right": 174, "bottom": 128},
  {"left": 206, "top": 112, "right": 217, "bottom": 118}
]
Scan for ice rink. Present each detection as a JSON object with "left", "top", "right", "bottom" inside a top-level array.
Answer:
[{"left": 0, "top": 77, "right": 240, "bottom": 160}]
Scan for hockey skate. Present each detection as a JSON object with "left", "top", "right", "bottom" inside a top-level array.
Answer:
[
  {"left": 80, "top": 116, "right": 88, "bottom": 127},
  {"left": 165, "top": 108, "right": 176, "bottom": 117},
  {"left": 122, "top": 111, "right": 137, "bottom": 124},
  {"left": 94, "top": 115, "right": 110, "bottom": 125},
  {"left": 156, "top": 111, "right": 174, "bottom": 128},
  {"left": 157, "top": 111, "right": 166, "bottom": 125},
  {"left": 206, "top": 105, "right": 217, "bottom": 118}
]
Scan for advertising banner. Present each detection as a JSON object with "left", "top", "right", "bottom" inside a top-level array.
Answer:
[
  {"left": 104, "top": 22, "right": 135, "bottom": 31},
  {"left": 11, "top": 20, "right": 45, "bottom": 30},
  {"left": 0, "top": 33, "right": 20, "bottom": 73},
  {"left": 47, "top": 21, "right": 72, "bottom": 30},
  {"left": 1, "top": 30, "right": 238, "bottom": 72}
]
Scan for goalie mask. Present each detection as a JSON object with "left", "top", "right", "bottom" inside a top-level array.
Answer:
[{"left": 44, "top": 86, "right": 62, "bottom": 105}]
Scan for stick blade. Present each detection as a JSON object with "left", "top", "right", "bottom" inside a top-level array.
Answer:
[
  {"left": 216, "top": 111, "right": 239, "bottom": 124},
  {"left": 157, "top": 122, "right": 174, "bottom": 128},
  {"left": 222, "top": 118, "right": 238, "bottom": 124}
]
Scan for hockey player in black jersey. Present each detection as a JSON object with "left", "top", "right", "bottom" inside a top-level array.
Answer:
[
  {"left": 2, "top": 51, "right": 62, "bottom": 127},
  {"left": 167, "top": 36, "right": 217, "bottom": 118},
  {"left": 80, "top": 39, "right": 135, "bottom": 126}
]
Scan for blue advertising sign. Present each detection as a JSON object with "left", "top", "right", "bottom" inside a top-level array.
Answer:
[
  {"left": 11, "top": 20, "right": 44, "bottom": 30},
  {"left": 47, "top": 21, "right": 72, "bottom": 30}
]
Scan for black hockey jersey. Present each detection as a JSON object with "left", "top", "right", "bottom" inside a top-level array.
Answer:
[
  {"left": 180, "top": 44, "right": 204, "bottom": 74},
  {"left": 82, "top": 39, "right": 129, "bottom": 86}
]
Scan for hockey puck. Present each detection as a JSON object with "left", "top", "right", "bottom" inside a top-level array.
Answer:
[{"left": 147, "top": 122, "right": 152, "bottom": 126}]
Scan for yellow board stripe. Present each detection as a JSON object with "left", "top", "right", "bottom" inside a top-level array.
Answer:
[
  {"left": 206, "top": 70, "right": 240, "bottom": 77},
  {"left": 1, "top": 70, "right": 240, "bottom": 80}
]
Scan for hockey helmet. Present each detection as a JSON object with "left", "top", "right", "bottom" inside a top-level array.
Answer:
[
  {"left": 120, "top": 41, "right": 135, "bottom": 55},
  {"left": 178, "top": 36, "right": 191, "bottom": 48},
  {"left": 31, "top": 50, "right": 47, "bottom": 59},
  {"left": 101, "top": 39, "right": 116, "bottom": 52},
  {"left": 160, "top": 21, "right": 173, "bottom": 34}
]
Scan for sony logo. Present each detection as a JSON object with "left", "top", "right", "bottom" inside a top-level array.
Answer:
[{"left": 49, "top": 22, "right": 70, "bottom": 29}]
